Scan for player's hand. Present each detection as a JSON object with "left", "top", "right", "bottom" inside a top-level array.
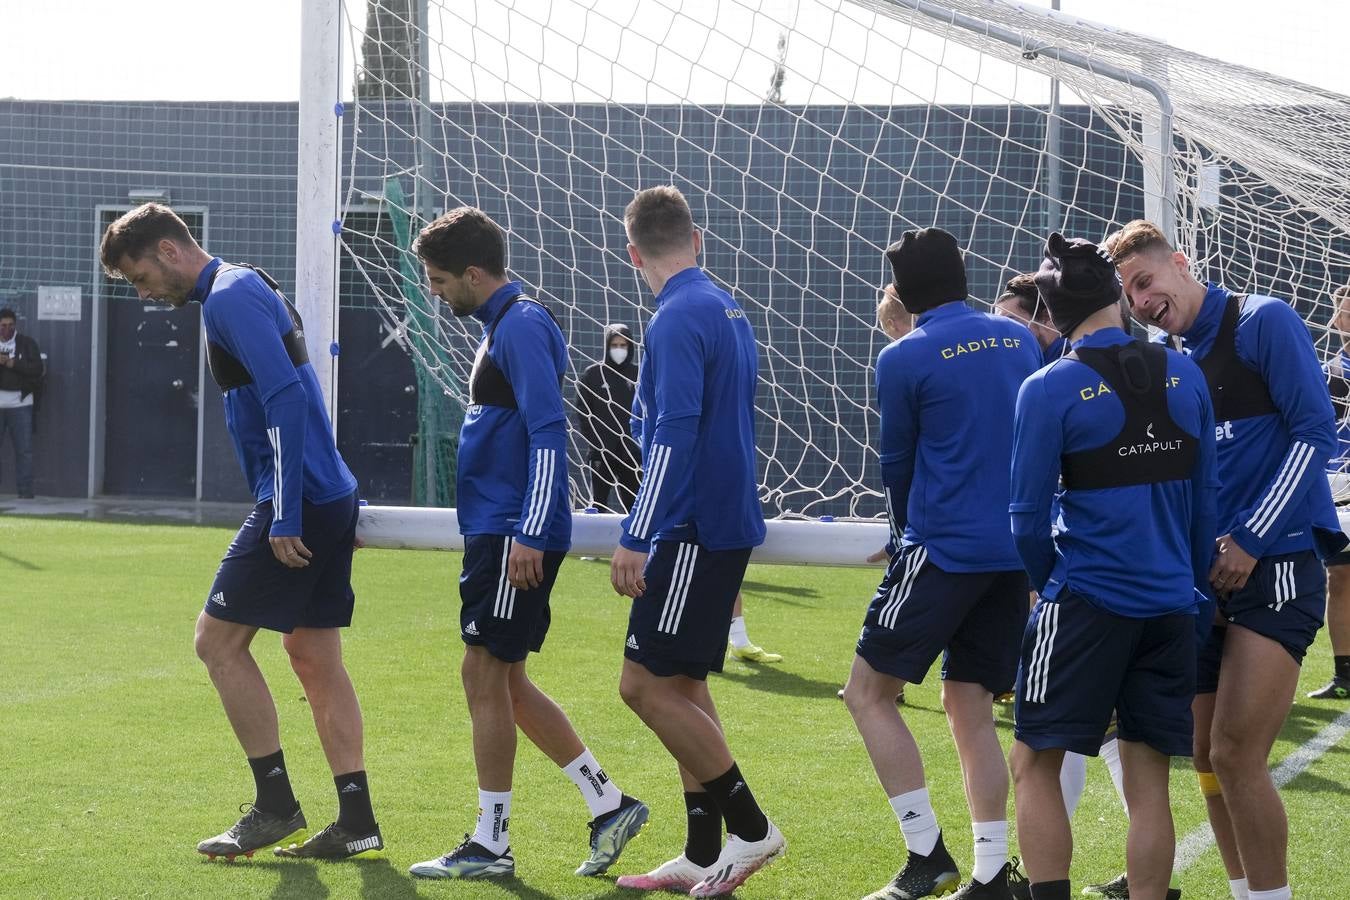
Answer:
[
  {"left": 270, "top": 535, "right": 312, "bottom": 568},
  {"left": 611, "top": 545, "right": 648, "bottom": 598},
  {"left": 508, "top": 541, "right": 545, "bottom": 590},
  {"left": 866, "top": 546, "right": 890, "bottom": 564},
  {"left": 1209, "top": 533, "right": 1257, "bottom": 594}
]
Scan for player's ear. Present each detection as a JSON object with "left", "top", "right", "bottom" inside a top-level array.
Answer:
[
  {"left": 158, "top": 238, "right": 179, "bottom": 263},
  {"left": 691, "top": 228, "right": 703, "bottom": 257},
  {"left": 1171, "top": 250, "right": 1189, "bottom": 275},
  {"left": 627, "top": 243, "right": 643, "bottom": 269}
]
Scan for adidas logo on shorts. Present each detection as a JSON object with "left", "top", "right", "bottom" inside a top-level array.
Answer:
[
  {"left": 210, "top": 592, "right": 226, "bottom": 606},
  {"left": 465, "top": 621, "right": 480, "bottom": 636},
  {"left": 626, "top": 634, "right": 640, "bottom": 650}
]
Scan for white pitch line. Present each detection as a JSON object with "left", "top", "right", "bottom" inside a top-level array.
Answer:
[{"left": 1175, "top": 707, "right": 1350, "bottom": 872}]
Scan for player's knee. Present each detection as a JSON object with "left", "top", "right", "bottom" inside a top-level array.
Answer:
[
  {"left": 618, "top": 670, "right": 648, "bottom": 714},
  {"left": 1206, "top": 727, "right": 1252, "bottom": 778},
  {"left": 839, "top": 680, "right": 870, "bottom": 716},
  {"left": 194, "top": 619, "right": 235, "bottom": 670}
]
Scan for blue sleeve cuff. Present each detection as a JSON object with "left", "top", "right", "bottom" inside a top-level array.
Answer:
[
  {"left": 512, "top": 531, "right": 548, "bottom": 552},
  {"left": 619, "top": 533, "right": 652, "bottom": 554},
  {"left": 1228, "top": 525, "right": 1264, "bottom": 560}
]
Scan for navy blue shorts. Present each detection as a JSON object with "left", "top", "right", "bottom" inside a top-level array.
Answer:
[
  {"left": 625, "top": 541, "right": 752, "bottom": 681},
  {"left": 460, "top": 534, "right": 566, "bottom": 663},
  {"left": 855, "top": 545, "right": 1028, "bottom": 693},
  {"left": 1014, "top": 591, "right": 1195, "bottom": 758},
  {"left": 1195, "top": 550, "right": 1326, "bottom": 693},
  {"left": 205, "top": 491, "right": 359, "bottom": 634}
]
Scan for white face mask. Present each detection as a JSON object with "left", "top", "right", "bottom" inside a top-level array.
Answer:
[{"left": 609, "top": 346, "right": 629, "bottom": 365}]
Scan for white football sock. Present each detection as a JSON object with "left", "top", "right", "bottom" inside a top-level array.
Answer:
[
  {"left": 1229, "top": 877, "right": 1249, "bottom": 899},
  {"left": 472, "top": 788, "right": 511, "bottom": 855},
  {"left": 729, "top": 616, "right": 750, "bottom": 649},
  {"left": 889, "top": 787, "right": 940, "bottom": 856},
  {"left": 971, "top": 819, "right": 1008, "bottom": 884},
  {"left": 562, "top": 748, "right": 623, "bottom": 817},
  {"left": 1101, "top": 736, "right": 1128, "bottom": 814},
  {"left": 1059, "top": 751, "right": 1088, "bottom": 819}
]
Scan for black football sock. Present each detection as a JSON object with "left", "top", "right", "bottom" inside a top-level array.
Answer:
[
  {"left": 701, "top": 763, "right": 768, "bottom": 842},
  {"left": 1335, "top": 653, "right": 1349, "bottom": 680},
  {"left": 248, "top": 749, "right": 298, "bottom": 816},
  {"left": 334, "top": 770, "right": 377, "bottom": 832},
  {"left": 1030, "top": 880, "right": 1071, "bottom": 900},
  {"left": 683, "top": 791, "right": 723, "bottom": 867}
]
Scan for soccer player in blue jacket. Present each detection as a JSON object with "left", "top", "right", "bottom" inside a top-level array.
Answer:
[
  {"left": 843, "top": 228, "right": 1041, "bottom": 900},
  {"left": 99, "top": 203, "right": 381, "bottom": 860},
  {"left": 404, "top": 208, "right": 647, "bottom": 881},
  {"left": 995, "top": 272, "right": 1068, "bottom": 364},
  {"left": 1009, "top": 234, "right": 1218, "bottom": 900},
  {"left": 1313, "top": 283, "right": 1350, "bottom": 702},
  {"left": 608, "top": 186, "right": 783, "bottom": 898},
  {"left": 1106, "top": 220, "right": 1347, "bottom": 900}
]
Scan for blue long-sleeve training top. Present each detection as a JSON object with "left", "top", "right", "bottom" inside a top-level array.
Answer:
[
  {"left": 1010, "top": 328, "right": 1218, "bottom": 617},
  {"left": 621, "top": 267, "right": 765, "bottom": 553},
  {"left": 1174, "top": 284, "right": 1343, "bottom": 560},
  {"left": 193, "top": 258, "right": 356, "bottom": 537},
  {"left": 878, "top": 300, "right": 1042, "bottom": 572},
  {"left": 456, "top": 281, "right": 571, "bottom": 552}
]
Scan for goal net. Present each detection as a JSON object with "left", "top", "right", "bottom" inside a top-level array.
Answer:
[{"left": 335, "top": 0, "right": 1350, "bottom": 520}]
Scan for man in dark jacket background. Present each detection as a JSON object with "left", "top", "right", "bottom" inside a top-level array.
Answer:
[
  {"left": 0, "top": 308, "right": 43, "bottom": 498},
  {"left": 577, "top": 323, "right": 641, "bottom": 513}
]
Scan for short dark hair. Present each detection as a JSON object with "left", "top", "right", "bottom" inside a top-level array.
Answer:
[
  {"left": 413, "top": 207, "right": 507, "bottom": 277},
  {"left": 0, "top": 308, "right": 15, "bottom": 323},
  {"left": 99, "top": 203, "right": 195, "bottom": 278},
  {"left": 998, "top": 272, "right": 1041, "bottom": 319},
  {"left": 624, "top": 186, "right": 695, "bottom": 257}
]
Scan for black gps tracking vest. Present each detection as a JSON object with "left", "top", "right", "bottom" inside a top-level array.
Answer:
[
  {"left": 204, "top": 263, "right": 310, "bottom": 392},
  {"left": 1060, "top": 341, "right": 1196, "bottom": 491},
  {"left": 468, "top": 292, "right": 563, "bottom": 410},
  {"left": 1195, "top": 294, "right": 1276, "bottom": 422}
]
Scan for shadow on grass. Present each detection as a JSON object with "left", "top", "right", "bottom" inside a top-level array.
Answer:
[
  {"left": 270, "top": 860, "right": 330, "bottom": 899},
  {"left": 0, "top": 548, "right": 41, "bottom": 570},
  {"left": 717, "top": 661, "right": 850, "bottom": 699},
  {"left": 739, "top": 579, "right": 823, "bottom": 600},
  {"left": 358, "top": 858, "right": 423, "bottom": 899}
]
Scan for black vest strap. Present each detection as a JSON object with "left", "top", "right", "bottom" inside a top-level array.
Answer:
[
  {"left": 1060, "top": 341, "right": 1198, "bottom": 491},
  {"left": 468, "top": 293, "right": 562, "bottom": 410},
  {"left": 1196, "top": 294, "right": 1276, "bottom": 422},
  {"left": 205, "top": 263, "right": 310, "bottom": 392}
]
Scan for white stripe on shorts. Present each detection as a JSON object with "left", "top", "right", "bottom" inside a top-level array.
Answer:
[
  {"left": 879, "top": 546, "right": 927, "bottom": 631},
  {"left": 493, "top": 537, "right": 516, "bottom": 619},
  {"left": 1024, "top": 601, "right": 1061, "bottom": 705},
  {"left": 658, "top": 543, "right": 697, "bottom": 635}
]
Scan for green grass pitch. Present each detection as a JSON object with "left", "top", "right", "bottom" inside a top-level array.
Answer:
[{"left": 2, "top": 516, "right": 1346, "bottom": 898}]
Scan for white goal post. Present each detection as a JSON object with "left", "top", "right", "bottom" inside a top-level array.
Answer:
[{"left": 300, "top": 0, "right": 1350, "bottom": 563}]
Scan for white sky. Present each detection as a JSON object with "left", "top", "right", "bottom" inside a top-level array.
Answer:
[{"left": 0, "top": 0, "right": 1346, "bottom": 102}]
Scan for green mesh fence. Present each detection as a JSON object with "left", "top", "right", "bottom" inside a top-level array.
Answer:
[{"left": 384, "top": 177, "right": 462, "bottom": 507}]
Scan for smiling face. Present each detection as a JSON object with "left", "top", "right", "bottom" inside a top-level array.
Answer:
[{"left": 1116, "top": 245, "right": 1203, "bottom": 335}]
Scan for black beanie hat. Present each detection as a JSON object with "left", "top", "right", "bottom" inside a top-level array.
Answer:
[
  {"left": 1034, "top": 232, "right": 1122, "bottom": 338},
  {"left": 885, "top": 227, "right": 968, "bottom": 316}
]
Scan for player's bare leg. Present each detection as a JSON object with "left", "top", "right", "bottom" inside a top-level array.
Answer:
[
  {"left": 1309, "top": 564, "right": 1350, "bottom": 698},
  {"left": 194, "top": 612, "right": 278, "bottom": 756},
  {"left": 1011, "top": 742, "right": 1071, "bottom": 884},
  {"left": 1192, "top": 691, "right": 1245, "bottom": 882},
  {"left": 1119, "top": 740, "right": 1174, "bottom": 900},
  {"left": 1209, "top": 626, "right": 1301, "bottom": 892}
]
